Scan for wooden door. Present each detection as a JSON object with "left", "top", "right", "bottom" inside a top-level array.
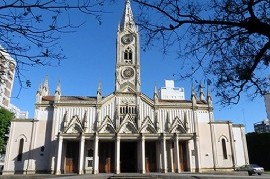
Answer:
[
  {"left": 65, "top": 158, "right": 73, "bottom": 173},
  {"left": 99, "top": 142, "right": 114, "bottom": 173},
  {"left": 65, "top": 141, "right": 79, "bottom": 173},
  {"left": 179, "top": 142, "right": 187, "bottom": 171},
  {"left": 105, "top": 157, "right": 111, "bottom": 173},
  {"left": 145, "top": 157, "right": 150, "bottom": 172},
  {"left": 145, "top": 141, "right": 156, "bottom": 172}
]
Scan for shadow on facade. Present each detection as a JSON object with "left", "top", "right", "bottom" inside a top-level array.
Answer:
[{"left": 11, "top": 106, "right": 56, "bottom": 174}]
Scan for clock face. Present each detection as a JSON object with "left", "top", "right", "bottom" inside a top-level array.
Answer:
[
  {"left": 122, "top": 67, "right": 134, "bottom": 78},
  {"left": 121, "top": 34, "right": 134, "bottom": 44}
]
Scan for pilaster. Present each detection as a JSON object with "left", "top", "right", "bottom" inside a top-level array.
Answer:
[
  {"left": 161, "top": 134, "right": 167, "bottom": 173},
  {"left": 140, "top": 135, "right": 145, "bottom": 173},
  {"left": 79, "top": 135, "right": 85, "bottom": 174},
  {"left": 115, "top": 135, "right": 121, "bottom": 174},
  {"left": 56, "top": 135, "right": 63, "bottom": 175},
  {"left": 193, "top": 135, "right": 201, "bottom": 172},
  {"left": 228, "top": 123, "right": 236, "bottom": 169},
  {"left": 173, "top": 135, "right": 180, "bottom": 173},
  {"left": 26, "top": 120, "right": 38, "bottom": 174},
  {"left": 93, "top": 134, "right": 99, "bottom": 174}
]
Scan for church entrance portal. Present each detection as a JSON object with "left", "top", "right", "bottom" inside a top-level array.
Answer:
[
  {"left": 99, "top": 141, "right": 115, "bottom": 173},
  {"left": 120, "top": 141, "right": 137, "bottom": 173},
  {"left": 180, "top": 142, "right": 188, "bottom": 171},
  {"left": 145, "top": 141, "right": 157, "bottom": 172},
  {"left": 65, "top": 141, "right": 79, "bottom": 174}
]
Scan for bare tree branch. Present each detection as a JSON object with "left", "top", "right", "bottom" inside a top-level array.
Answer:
[
  {"left": 0, "top": 0, "right": 106, "bottom": 92},
  {"left": 133, "top": 0, "right": 270, "bottom": 105}
]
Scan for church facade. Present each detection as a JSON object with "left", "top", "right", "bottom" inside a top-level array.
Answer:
[{"left": 3, "top": 0, "right": 249, "bottom": 175}]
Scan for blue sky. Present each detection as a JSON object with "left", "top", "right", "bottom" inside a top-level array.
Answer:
[{"left": 10, "top": 1, "right": 266, "bottom": 133}]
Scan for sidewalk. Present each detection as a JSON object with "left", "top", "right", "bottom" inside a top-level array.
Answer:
[{"left": 0, "top": 171, "right": 248, "bottom": 179}]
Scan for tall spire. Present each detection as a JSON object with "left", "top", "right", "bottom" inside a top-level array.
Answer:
[{"left": 120, "top": 0, "right": 137, "bottom": 32}]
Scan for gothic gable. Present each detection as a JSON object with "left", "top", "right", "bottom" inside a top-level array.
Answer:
[
  {"left": 139, "top": 116, "right": 157, "bottom": 134},
  {"left": 64, "top": 115, "right": 84, "bottom": 133},
  {"left": 118, "top": 114, "right": 138, "bottom": 133},
  {"left": 169, "top": 117, "right": 187, "bottom": 134},
  {"left": 98, "top": 115, "right": 116, "bottom": 134}
]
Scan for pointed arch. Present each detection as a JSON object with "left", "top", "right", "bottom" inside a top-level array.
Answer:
[
  {"left": 98, "top": 115, "right": 116, "bottom": 133},
  {"left": 218, "top": 135, "right": 229, "bottom": 160},
  {"left": 218, "top": 135, "right": 229, "bottom": 142},
  {"left": 15, "top": 134, "right": 27, "bottom": 142},
  {"left": 123, "top": 47, "right": 133, "bottom": 64},
  {"left": 169, "top": 117, "right": 187, "bottom": 133},
  {"left": 118, "top": 114, "right": 138, "bottom": 133},
  {"left": 65, "top": 115, "right": 84, "bottom": 133},
  {"left": 139, "top": 116, "right": 157, "bottom": 133}
]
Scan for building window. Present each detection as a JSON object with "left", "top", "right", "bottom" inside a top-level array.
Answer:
[
  {"left": 123, "top": 47, "right": 132, "bottom": 63},
  {"left": 17, "top": 138, "right": 24, "bottom": 161},
  {"left": 221, "top": 138, "right": 228, "bottom": 159}
]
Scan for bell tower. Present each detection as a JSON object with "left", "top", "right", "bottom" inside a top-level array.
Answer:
[{"left": 115, "top": 0, "right": 140, "bottom": 93}]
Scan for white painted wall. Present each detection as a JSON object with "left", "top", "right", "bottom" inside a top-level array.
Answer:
[
  {"left": 4, "top": 121, "right": 33, "bottom": 173},
  {"left": 233, "top": 127, "right": 246, "bottom": 167},
  {"left": 212, "top": 123, "right": 233, "bottom": 168},
  {"left": 198, "top": 123, "right": 214, "bottom": 169}
]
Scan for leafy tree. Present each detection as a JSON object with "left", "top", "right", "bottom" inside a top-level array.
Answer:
[
  {"left": 0, "top": 108, "right": 14, "bottom": 154},
  {"left": 0, "top": 0, "right": 105, "bottom": 89},
  {"left": 132, "top": 0, "right": 270, "bottom": 105}
]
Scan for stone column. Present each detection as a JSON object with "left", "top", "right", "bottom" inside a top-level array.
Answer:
[
  {"left": 56, "top": 135, "right": 63, "bottom": 175},
  {"left": 173, "top": 135, "right": 180, "bottom": 173},
  {"left": 115, "top": 135, "right": 120, "bottom": 174},
  {"left": 141, "top": 135, "right": 145, "bottom": 173},
  {"left": 169, "top": 142, "right": 174, "bottom": 172},
  {"left": 161, "top": 134, "right": 167, "bottom": 173},
  {"left": 193, "top": 135, "right": 201, "bottom": 172},
  {"left": 93, "top": 134, "right": 99, "bottom": 174},
  {"left": 79, "top": 135, "right": 85, "bottom": 174}
]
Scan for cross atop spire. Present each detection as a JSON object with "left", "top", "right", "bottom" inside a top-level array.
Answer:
[{"left": 120, "top": 0, "right": 137, "bottom": 32}]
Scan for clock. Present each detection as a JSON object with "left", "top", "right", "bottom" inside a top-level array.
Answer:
[
  {"left": 122, "top": 67, "right": 134, "bottom": 78},
  {"left": 121, "top": 34, "right": 134, "bottom": 44}
]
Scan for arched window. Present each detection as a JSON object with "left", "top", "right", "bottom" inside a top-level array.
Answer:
[
  {"left": 123, "top": 47, "right": 133, "bottom": 63},
  {"left": 17, "top": 138, "right": 24, "bottom": 161},
  {"left": 221, "top": 138, "right": 228, "bottom": 159}
]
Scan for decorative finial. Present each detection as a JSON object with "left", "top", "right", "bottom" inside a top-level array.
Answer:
[
  {"left": 54, "top": 80, "right": 61, "bottom": 102},
  {"left": 199, "top": 82, "right": 205, "bottom": 101},
  {"left": 154, "top": 85, "right": 159, "bottom": 103},
  {"left": 42, "top": 75, "right": 50, "bottom": 96},
  {"left": 97, "top": 81, "right": 102, "bottom": 101}
]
